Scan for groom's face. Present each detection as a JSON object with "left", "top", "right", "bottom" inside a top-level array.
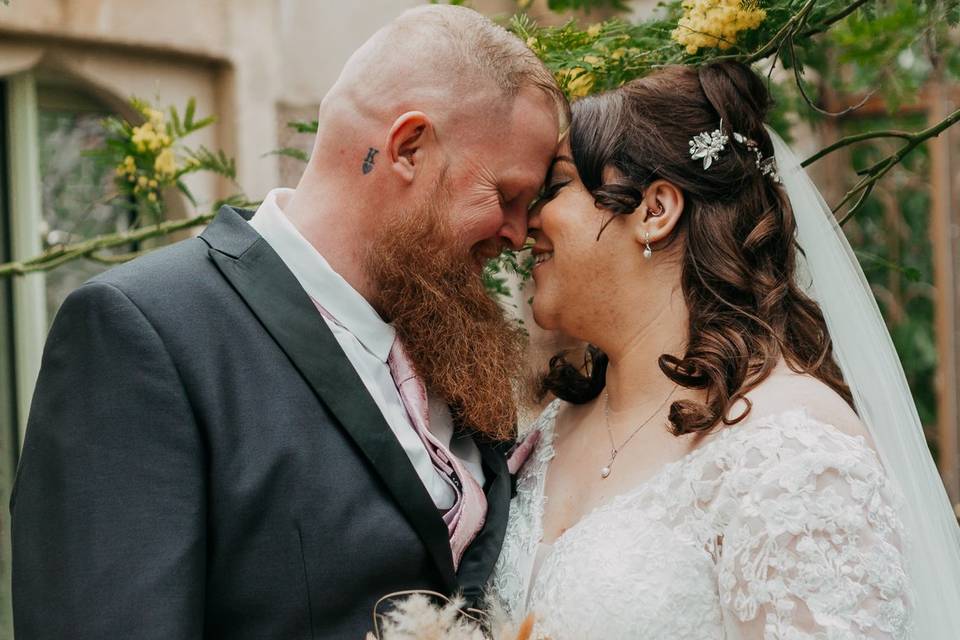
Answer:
[
  {"left": 439, "top": 89, "right": 560, "bottom": 270},
  {"left": 358, "top": 89, "right": 559, "bottom": 439}
]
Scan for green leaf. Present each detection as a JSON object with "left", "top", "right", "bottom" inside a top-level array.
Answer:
[
  {"left": 854, "top": 251, "right": 927, "bottom": 284},
  {"left": 213, "top": 193, "right": 259, "bottom": 211},
  {"left": 187, "top": 115, "right": 216, "bottom": 133},
  {"left": 546, "top": 0, "right": 628, "bottom": 13},
  {"left": 169, "top": 106, "right": 183, "bottom": 138},
  {"left": 288, "top": 120, "right": 319, "bottom": 134},
  {"left": 184, "top": 97, "right": 196, "bottom": 131},
  {"left": 263, "top": 147, "right": 310, "bottom": 163},
  {"left": 185, "top": 146, "right": 237, "bottom": 180},
  {"left": 175, "top": 179, "right": 198, "bottom": 207},
  {"left": 949, "top": 0, "right": 960, "bottom": 26}
]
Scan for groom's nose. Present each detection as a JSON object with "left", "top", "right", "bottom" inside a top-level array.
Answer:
[{"left": 498, "top": 204, "right": 528, "bottom": 251}]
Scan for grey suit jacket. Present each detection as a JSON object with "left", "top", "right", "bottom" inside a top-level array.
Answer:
[{"left": 10, "top": 206, "right": 512, "bottom": 639}]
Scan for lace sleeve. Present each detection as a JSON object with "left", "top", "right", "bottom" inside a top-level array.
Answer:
[
  {"left": 717, "top": 413, "right": 912, "bottom": 640},
  {"left": 490, "top": 400, "right": 562, "bottom": 620}
]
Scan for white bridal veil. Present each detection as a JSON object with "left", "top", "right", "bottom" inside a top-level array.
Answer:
[{"left": 769, "top": 128, "right": 960, "bottom": 637}]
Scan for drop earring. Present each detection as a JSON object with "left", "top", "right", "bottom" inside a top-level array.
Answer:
[{"left": 643, "top": 231, "right": 653, "bottom": 259}]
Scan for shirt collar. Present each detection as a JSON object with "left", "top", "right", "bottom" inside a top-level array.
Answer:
[{"left": 249, "top": 188, "right": 395, "bottom": 362}]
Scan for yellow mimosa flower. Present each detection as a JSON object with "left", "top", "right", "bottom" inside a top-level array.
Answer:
[
  {"left": 672, "top": 0, "right": 766, "bottom": 54},
  {"left": 145, "top": 107, "right": 166, "bottom": 130},
  {"left": 154, "top": 148, "right": 178, "bottom": 179},
  {"left": 558, "top": 67, "right": 595, "bottom": 99}
]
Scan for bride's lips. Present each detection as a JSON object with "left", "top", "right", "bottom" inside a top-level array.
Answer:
[{"left": 531, "top": 244, "right": 554, "bottom": 276}]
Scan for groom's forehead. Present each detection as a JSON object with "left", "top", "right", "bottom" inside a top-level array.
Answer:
[
  {"left": 484, "top": 122, "right": 559, "bottom": 177},
  {"left": 496, "top": 163, "right": 550, "bottom": 193}
]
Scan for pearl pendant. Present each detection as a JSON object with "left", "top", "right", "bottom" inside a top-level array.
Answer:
[
  {"left": 601, "top": 466, "right": 611, "bottom": 478},
  {"left": 643, "top": 245, "right": 653, "bottom": 259}
]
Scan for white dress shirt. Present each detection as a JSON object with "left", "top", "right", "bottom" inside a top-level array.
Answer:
[{"left": 249, "top": 189, "right": 485, "bottom": 509}]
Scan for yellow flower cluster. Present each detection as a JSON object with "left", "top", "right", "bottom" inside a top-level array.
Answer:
[
  {"left": 113, "top": 104, "right": 181, "bottom": 206},
  {"left": 672, "top": 0, "right": 767, "bottom": 55},
  {"left": 131, "top": 120, "right": 173, "bottom": 154},
  {"left": 153, "top": 148, "right": 177, "bottom": 180},
  {"left": 557, "top": 67, "right": 595, "bottom": 99},
  {"left": 134, "top": 174, "right": 161, "bottom": 201},
  {"left": 115, "top": 155, "right": 137, "bottom": 177}
]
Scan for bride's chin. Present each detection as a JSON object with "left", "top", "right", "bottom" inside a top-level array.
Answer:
[{"left": 530, "top": 301, "right": 558, "bottom": 332}]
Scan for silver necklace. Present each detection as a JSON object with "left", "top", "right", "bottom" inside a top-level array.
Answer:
[{"left": 601, "top": 385, "right": 679, "bottom": 479}]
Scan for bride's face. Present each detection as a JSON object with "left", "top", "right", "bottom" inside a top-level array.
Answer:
[{"left": 527, "top": 140, "right": 632, "bottom": 335}]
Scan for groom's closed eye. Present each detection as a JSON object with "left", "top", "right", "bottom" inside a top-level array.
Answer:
[{"left": 528, "top": 156, "right": 575, "bottom": 212}]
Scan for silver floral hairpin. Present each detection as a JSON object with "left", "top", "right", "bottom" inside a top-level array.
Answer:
[
  {"left": 689, "top": 121, "right": 781, "bottom": 183},
  {"left": 688, "top": 118, "right": 729, "bottom": 170},
  {"left": 733, "top": 132, "right": 782, "bottom": 183}
]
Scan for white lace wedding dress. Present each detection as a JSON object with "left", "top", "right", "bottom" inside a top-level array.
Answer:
[{"left": 491, "top": 400, "right": 913, "bottom": 639}]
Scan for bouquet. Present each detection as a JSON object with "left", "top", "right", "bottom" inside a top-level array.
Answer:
[{"left": 365, "top": 591, "right": 539, "bottom": 640}]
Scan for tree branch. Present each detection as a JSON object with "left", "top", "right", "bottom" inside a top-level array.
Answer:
[
  {"left": 800, "top": 0, "right": 876, "bottom": 39},
  {"left": 744, "top": 0, "right": 818, "bottom": 64},
  {"left": 802, "top": 129, "right": 915, "bottom": 167},
  {"left": 787, "top": 35, "right": 873, "bottom": 117},
  {"left": 834, "top": 106, "right": 960, "bottom": 224},
  {"left": 0, "top": 212, "right": 215, "bottom": 277},
  {"left": 87, "top": 250, "right": 154, "bottom": 265}
]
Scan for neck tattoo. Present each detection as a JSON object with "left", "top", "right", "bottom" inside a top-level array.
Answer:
[{"left": 362, "top": 147, "right": 379, "bottom": 175}]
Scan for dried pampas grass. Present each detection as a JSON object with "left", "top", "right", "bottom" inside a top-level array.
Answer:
[{"left": 366, "top": 591, "right": 541, "bottom": 640}]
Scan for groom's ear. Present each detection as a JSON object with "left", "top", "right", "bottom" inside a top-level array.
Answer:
[
  {"left": 634, "top": 179, "right": 684, "bottom": 246},
  {"left": 386, "top": 111, "right": 433, "bottom": 184}
]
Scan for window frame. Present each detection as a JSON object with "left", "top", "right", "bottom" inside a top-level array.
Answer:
[
  {"left": 5, "top": 72, "right": 46, "bottom": 450},
  {"left": 0, "top": 77, "right": 14, "bottom": 637},
  {"left": 5, "top": 71, "right": 45, "bottom": 450}
]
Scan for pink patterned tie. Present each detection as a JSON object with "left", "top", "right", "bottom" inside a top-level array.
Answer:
[
  {"left": 308, "top": 297, "right": 486, "bottom": 570},
  {"left": 387, "top": 339, "right": 487, "bottom": 571}
]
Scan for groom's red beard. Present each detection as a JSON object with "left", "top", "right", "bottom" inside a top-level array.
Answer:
[{"left": 363, "top": 186, "right": 525, "bottom": 442}]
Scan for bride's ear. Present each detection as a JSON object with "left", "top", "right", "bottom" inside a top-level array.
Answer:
[{"left": 633, "top": 179, "right": 684, "bottom": 246}]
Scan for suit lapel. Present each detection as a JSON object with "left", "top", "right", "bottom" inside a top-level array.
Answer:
[
  {"left": 200, "top": 207, "right": 457, "bottom": 590},
  {"left": 456, "top": 440, "right": 512, "bottom": 603}
]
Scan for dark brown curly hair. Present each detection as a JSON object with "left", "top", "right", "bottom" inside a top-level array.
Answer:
[{"left": 540, "top": 61, "right": 852, "bottom": 435}]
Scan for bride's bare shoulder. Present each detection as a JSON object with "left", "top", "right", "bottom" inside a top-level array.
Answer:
[{"left": 739, "top": 363, "right": 871, "bottom": 442}]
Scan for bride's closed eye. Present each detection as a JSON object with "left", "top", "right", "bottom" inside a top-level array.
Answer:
[
  {"left": 537, "top": 178, "right": 572, "bottom": 203},
  {"left": 528, "top": 174, "right": 573, "bottom": 213}
]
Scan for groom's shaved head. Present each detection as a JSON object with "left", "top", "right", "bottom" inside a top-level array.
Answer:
[
  {"left": 291, "top": 3, "right": 565, "bottom": 284},
  {"left": 321, "top": 4, "right": 565, "bottom": 141}
]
